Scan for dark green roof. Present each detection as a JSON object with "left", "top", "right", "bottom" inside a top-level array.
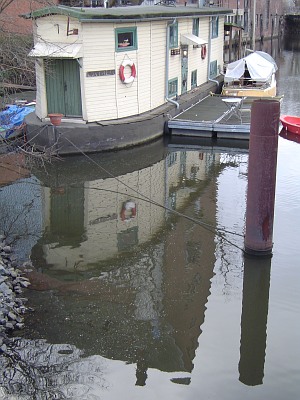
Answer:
[{"left": 23, "top": 5, "right": 233, "bottom": 21}]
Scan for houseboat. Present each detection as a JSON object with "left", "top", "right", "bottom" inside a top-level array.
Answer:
[{"left": 23, "top": 4, "right": 232, "bottom": 155}]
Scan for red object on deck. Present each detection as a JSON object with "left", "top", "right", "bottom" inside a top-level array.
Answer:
[
  {"left": 280, "top": 115, "right": 300, "bottom": 135},
  {"left": 244, "top": 100, "right": 280, "bottom": 256}
]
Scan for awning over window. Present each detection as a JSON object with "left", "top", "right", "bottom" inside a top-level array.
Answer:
[
  {"left": 28, "top": 42, "right": 82, "bottom": 58},
  {"left": 180, "top": 34, "right": 207, "bottom": 46}
]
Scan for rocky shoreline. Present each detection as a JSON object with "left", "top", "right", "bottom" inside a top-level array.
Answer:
[{"left": 0, "top": 235, "right": 32, "bottom": 352}]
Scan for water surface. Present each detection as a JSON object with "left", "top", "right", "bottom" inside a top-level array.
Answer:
[{"left": 0, "top": 41, "right": 299, "bottom": 399}]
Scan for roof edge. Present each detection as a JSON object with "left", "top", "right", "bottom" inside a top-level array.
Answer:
[{"left": 22, "top": 5, "right": 233, "bottom": 21}]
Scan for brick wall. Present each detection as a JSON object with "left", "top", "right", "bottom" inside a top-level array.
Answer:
[{"left": 0, "top": 0, "right": 58, "bottom": 35}]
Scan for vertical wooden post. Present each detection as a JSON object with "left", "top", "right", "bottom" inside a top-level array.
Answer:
[{"left": 244, "top": 99, "right": 280, "bottom": 256}]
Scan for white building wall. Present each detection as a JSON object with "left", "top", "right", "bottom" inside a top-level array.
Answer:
[
  {"left": 149, "top": 21, "right": 166, "bottom": 110},
  {"left": 82, "top": 23, "right": 118, "bottom": 121},
  {"left": 210, "top": 17, "right": 225, "bottom": 76},
  {"left": 35, "top": 15, "right": 82, "bottom": 43}
]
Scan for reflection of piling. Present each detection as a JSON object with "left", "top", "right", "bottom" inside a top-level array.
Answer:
[
  {"left": 239, "top": 256, "right": 271, "bottom": 386},
  {"left": 244, "top": 100, "right": 280, "bottom": 256}
]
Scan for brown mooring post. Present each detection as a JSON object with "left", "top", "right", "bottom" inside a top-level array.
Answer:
[{"left": 244, "top": 99, "right": 280, "bottom": 256}]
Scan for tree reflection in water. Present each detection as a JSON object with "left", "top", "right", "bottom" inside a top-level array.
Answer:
[{"left": 0, "top": 338, "right": 107, "bottom": 399}]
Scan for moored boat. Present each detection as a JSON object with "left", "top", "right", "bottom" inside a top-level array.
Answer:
[
  {"left": 222, "top": 51, "right": 278, "bottom": 97},
  {"left": 280, "top": 115, "right": 300, "bottom": 135}
]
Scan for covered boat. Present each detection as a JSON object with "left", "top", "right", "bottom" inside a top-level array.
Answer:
[
  {"left": 280, "top": 115, "right": 300, "bottom": 135},
  {"left": 222, "top": 51, "right": 278, "bottom": 97}
]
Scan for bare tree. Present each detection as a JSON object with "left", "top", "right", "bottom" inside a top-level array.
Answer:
[{"left": 0, "top": 1, "right": 14, "bottom": 13}]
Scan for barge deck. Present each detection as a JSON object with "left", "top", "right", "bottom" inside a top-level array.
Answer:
[{"left": 168, "top": 94, "right": 252, "bottom": 139}]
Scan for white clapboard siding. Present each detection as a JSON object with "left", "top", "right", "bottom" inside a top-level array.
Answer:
[
  {"left": 150, "top": 21, "right": 166, "bottom": 109},
  {"left": 136, "top": 23, "right": 152, "bottom": 114},
  {"left": 82, "top": 23, "right": 118, "bottom": 121},
  {"left": 36, "top": 16, "right": 82, "bottom": 44},
  {"left": 34, "top": 60, "right": 46, "bottom": 119},
  {"left": 84, "top": 77, "right": 118, "bottom": 121},
  {"left": 189, "top": 18, "right": 209, "bottom": 86},
  {"left": 115, "top": 51, "right": 139, "bottom": 119}
]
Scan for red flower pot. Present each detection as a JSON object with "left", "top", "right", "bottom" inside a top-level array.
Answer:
[{"left": 48, "top": 113, "right": 63, "bottom": 126}]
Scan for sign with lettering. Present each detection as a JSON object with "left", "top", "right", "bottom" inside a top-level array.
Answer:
[{"left": 86, "top": 70, "right": 115, "bottom": 77}]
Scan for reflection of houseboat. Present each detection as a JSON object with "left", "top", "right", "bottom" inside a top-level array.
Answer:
[
  {"left": 23, "top": 5, "right": 232, "bottom": 154},
  {"left": 28, "top": 143, "right": 219, "bottom": 377},
  {"left": 222, "top": 51, "right": 278, "bottom": 97}
]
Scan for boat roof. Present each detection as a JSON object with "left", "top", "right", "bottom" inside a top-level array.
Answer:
[
  {"left": 23, "top": 5, "right": 232, "bottom": 21},
  {"left": 224, "top": 51, "right": 278, "bottom": 83}
]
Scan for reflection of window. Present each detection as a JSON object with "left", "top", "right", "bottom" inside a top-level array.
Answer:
[
  {"left": 117, "top": 226, "right": 138, "bottom": 251},
  {"left": 192, "top": 18, "right": 199, "bottom": 36},
  {"left": 169, "top": 22, "right": 178, "bottom": 48},
  {"left": 167, "top": 152, "right": 177, "bottom": 167},
  {"left": 115, "top": 27, "right": 137, "bottom": 51},
  {"left": 209, "top": 60, "right": 218, "bottom": 78},
  {"left": 168, "top": 190, "right": 177, "bottom": 210},
  {"left": 191, "top": 70, "right": 197, "bottom": 89},
  {"left": 211, "top": 16, "right": 219, "bottom": 38},
  {"left": 168, "top": 78, "right": 178, "bottom": 98}
]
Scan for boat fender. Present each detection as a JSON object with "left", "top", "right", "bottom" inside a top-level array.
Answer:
[
  {"left": 201, "top": 45, "right": 207, "bottom": 60},
  {"left": 120, "top": 201, "right": 137, "bottom": 221},
  {"left": 119, "top": 60, "right": 136, "bottom": 84}
]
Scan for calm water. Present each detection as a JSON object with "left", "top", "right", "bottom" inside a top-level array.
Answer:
[{"left": 0, "top": 41, "right": 299, "bottom": 399}]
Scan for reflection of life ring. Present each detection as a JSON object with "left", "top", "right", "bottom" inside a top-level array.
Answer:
[
  {"left": 201, "top": 45, "right": 207, "bottom": 60},
  {"left": 120, "top": 201, "right": 137, "bottom": 221},
  {"left": 119, "top": 60, "right": 137, "bottom": 84}
]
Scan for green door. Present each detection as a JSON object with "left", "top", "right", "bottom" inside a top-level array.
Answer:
[{"left": 45, "top": 59, "right": 82, "bottom": 117}]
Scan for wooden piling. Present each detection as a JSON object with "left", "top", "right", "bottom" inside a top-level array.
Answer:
[{"left": 244, "top": 99, "right": 280, "bottom": 256}]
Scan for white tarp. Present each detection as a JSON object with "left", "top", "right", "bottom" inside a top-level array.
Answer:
[
  {"left": 224, "top": 51, "right": 277, "bottom": 83},
  {"left": 28, "top": 42, "right": 82, "bottom": 58},
  {"left": 180, "top": 33, "right": 207, "bottom": 46}
]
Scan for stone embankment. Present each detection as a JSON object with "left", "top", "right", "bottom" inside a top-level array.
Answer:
[{"left": 0, "top": 235, "right": 32, "bottom": 352}]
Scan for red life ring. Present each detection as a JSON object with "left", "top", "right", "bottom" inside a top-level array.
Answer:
[
  {"left": 201, "top": 45, "right": 207, "bottom": 60},
  {"left": 120, "top": 201, "right": 137, "bottom": 221},
  {"left": 119, "top": 60, "right": 136, "bottom": 84}
]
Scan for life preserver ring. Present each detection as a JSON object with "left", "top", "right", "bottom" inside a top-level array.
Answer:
[
  {"left": 119, "top": 60, "right": 136, "bottom": 84},
  {"left": 201, "top": 45, "right": 207, "bottom": 60},
  {"left": 120, "top": 201, "right": 137, "bottom": 221}
]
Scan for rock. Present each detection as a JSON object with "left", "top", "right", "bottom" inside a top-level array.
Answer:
[
  {"left": 2, "top": 246, "right": 11, "bottom": 253},
  {"left": 5, "top": 322, "right": 15, "bottom": 330},
  {"left": 0, "top": 343, "right": 7, "bottom": 353},
  {"left": 8, "top": 312, "right": 17, "bottom": 321},
  {"left": 0, "top": 238, "right": 31, "bottom": 336},
  {"left": 0, "top": 282, "right": 12, "bottom": 296}
]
